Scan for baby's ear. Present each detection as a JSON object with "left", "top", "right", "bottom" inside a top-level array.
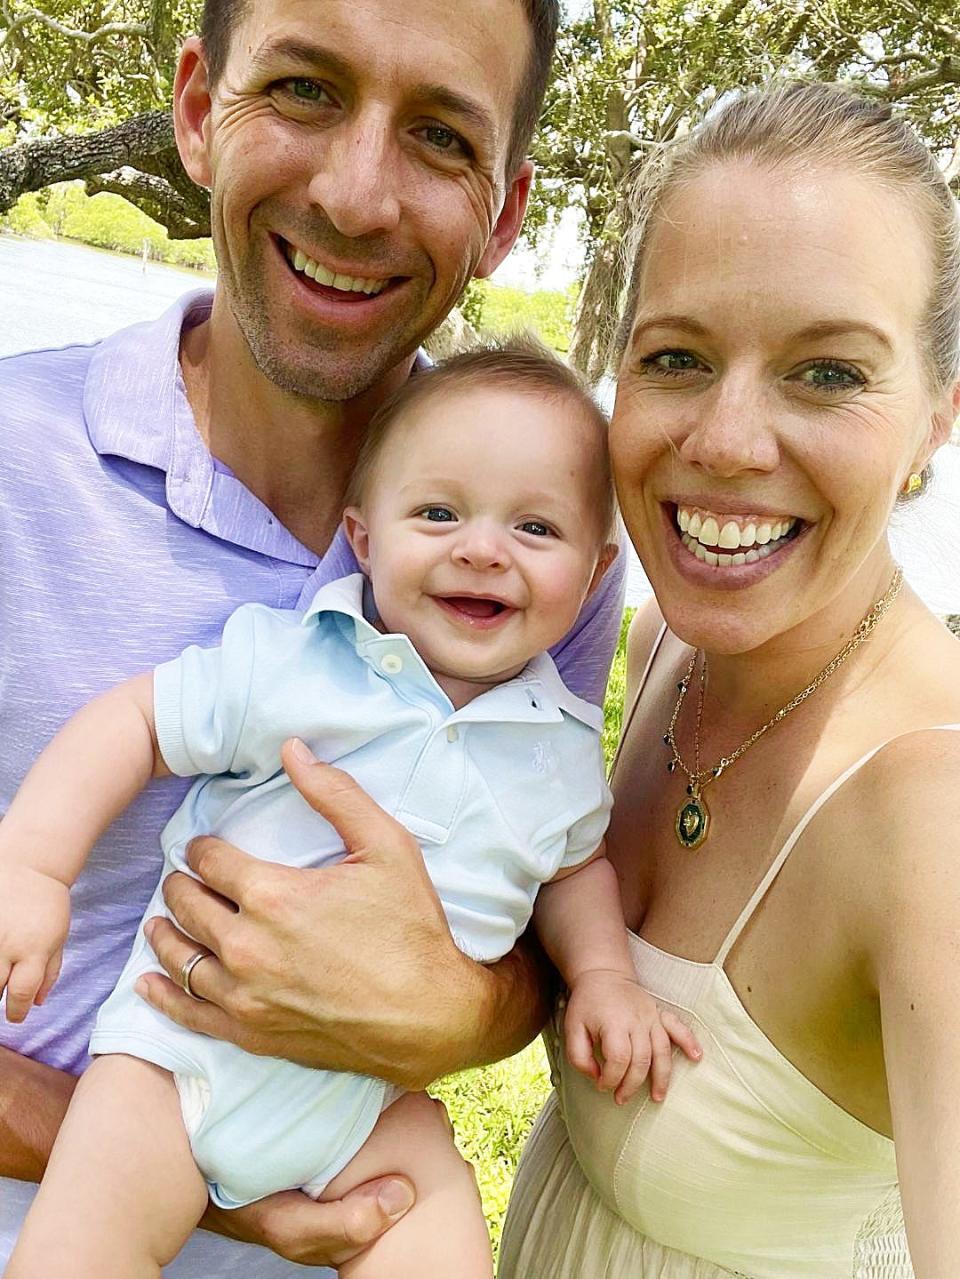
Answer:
[
  {"left": 587, "top": 542, "right": 620, "bottom": 597},
  {"left": 343, "top": 507, "right": 372, "bottom": 573}
]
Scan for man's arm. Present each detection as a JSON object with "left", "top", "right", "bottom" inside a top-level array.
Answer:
[
  {"left": 0, "top": 1047, "right": 76, "bottom": 1183},
  {"left": 139, "top": 740, "right": 554, "bottom": 1090}
]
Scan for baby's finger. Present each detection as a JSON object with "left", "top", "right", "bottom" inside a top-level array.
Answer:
[
  {"left": 648, "top": 1023, "right": 674, "bottom": 1102},
  {"left": 0, "top": 960, "right": 10, "bottom": 1004},
  {"left": 565, "top": 1019, "right": 600, "bottom": 1080},
  {"left": 614, "top": 1031, "right": 653, "bottom": 1105},
  {"left": 660, "top": 1009, "right": 703, "bottom": 1062},
  {"left": 35, "top": 950, "right": 63, "bottom": 1006},
  {"left": 598, "top": 1029, "right": 633, "bottom": 1092},
  {"left": 5, "top": 957, "right": 44, "bottom": 1023}
]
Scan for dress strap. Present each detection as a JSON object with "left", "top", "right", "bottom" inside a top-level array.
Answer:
[
  {"left": 609, "top": 622, "right": 668, "bottom": 780},
  {"left": 714, "top": 723, "right": 960, "bottom": 968}
]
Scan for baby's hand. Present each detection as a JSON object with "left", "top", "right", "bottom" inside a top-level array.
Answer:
[
  {"left": 563, "top": 969, "right": 702, "bottom": 1105},
  {"left": 0, "top": 864, "right": 70, "bottom": 1022}
]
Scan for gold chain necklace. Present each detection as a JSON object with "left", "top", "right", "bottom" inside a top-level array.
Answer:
[{"left": 664, "top": 567, "right": 904, "bottom": 849}]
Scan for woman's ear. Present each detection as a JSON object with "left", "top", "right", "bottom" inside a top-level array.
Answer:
[
  {"left": 343, "top": 507, "right": 372, "bottom": 574},
  {"left": 587, "top": 542, "right": 620, "bottom": 598}
]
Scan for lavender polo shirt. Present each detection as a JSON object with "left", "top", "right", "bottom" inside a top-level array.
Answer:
[{"left": 0, "top": 291, "right": 625, "bottom": 1274}]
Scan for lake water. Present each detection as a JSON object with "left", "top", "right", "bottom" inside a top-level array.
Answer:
[{"left": 3, "top": 233, "right": 959, "bottom": 612}]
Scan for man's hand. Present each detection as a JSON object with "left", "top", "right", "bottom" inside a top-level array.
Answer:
[
  {"left": 200, "top": 1174, "right": 415, "bottom": 1267},
  {"left": 136, "top": 739, "right": 502, "bottom": 1089}
]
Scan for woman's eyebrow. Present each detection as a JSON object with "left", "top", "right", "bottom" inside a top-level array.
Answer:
[
  {"left": 790, "top": 319, "right": 894, "bottom": 351},
  {"left": 629, "top": 315, "right": 710, "bottom": 345}
]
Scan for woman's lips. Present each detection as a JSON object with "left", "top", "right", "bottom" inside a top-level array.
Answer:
[{"left": 660, "top": 502, "right": 808, "bottom": 587}]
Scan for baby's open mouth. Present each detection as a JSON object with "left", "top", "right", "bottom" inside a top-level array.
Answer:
[
  {"left": 438, "top": 597, "right": 509, "bottom": 619},
  {"left": 673, "top": 504, "right": 805, "bottom": 567}
]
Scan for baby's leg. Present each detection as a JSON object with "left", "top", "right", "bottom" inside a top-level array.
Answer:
[
  {"left": 318, "top": 1090, "right": 493, "bottom": 1279},
  {"left": 7, "top": 1054, "right": 208, "bottom": 1279}
]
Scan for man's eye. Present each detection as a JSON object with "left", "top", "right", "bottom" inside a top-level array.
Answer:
[
  {"left": 420, "top": 125, "right": 467, "bottom": 156},
  {"left": 276, "top": 78, "right": 331, "bottom": 105},
  {"left": 794, "top": 360, "right": 866, "bottom": 393},
  {"left": 420, "top": 506, "right": 457, "bottom": 523},
  {"left": 519, "top": 520, "right": 552, "bottom": 537}
]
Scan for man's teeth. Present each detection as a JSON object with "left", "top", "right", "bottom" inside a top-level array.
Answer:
[
  {"left": 289, "top": 248, "right": 388, "bottom": 295},
  {"left": 676, "top": 505, "right": 799, "bottom": 567}
]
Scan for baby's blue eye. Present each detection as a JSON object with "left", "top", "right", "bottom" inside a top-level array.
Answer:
[
  {"left": 519, "top": 520, "right": 552, "bottom": 537},
  {"left": 421, "top": 506, "right": 456, "bottom": 522}
]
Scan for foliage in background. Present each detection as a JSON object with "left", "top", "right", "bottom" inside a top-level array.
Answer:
[
  {"left": 432, "top": 605, "right": 634, "bottom": 1258},
  {"left": 532, "top": 0, "right": 960, "bottom": 377},
  {"left": 5, "top": 2, "right": 960, "bottom": 372}
]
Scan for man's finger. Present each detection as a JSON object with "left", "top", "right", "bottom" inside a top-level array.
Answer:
[
  {"left": 221, "top": 1177, "right": 415, "bottom": 1267},
  {"left": 181, "top": 838, "right": 263, "bottom": 905},
  {"left": 161, "top": 867, "right": 241, "bottom": 947},
  {"left": 144, "top": 917, "right": 236, "bottom": 1006},
  {"left": 281, "top": 742, "right": 419, "bottom": 863},
  {"left": 135, "top": 970, "right": 242, "bottom": 1044}
]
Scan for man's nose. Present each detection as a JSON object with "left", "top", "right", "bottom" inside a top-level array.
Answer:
[
  {"left": 306, "top": 108, "right": 402, "bottom": 238},
  {"left": 453, "top": 523, "right": 512, "bottom": 571},
  {"left": 678, "top": 371, "right": 781, "bottom": 477}
]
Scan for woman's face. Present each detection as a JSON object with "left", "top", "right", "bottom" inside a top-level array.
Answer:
[{"left": 610, "top": 160, "right": 956, "bottom": 654}]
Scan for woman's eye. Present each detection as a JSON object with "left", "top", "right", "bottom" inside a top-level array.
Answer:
[
  {"left": 519, "top": 520, "right": 552, "bottom": 537},
  {"left": 420, "top": 506, "right": 456, "bottom": 523},
  {"left": 794, "top": 360, "right": 865, "bottom": 392},
  {"left": 637, "top": 350, "right": 705, "bottom": 378}
]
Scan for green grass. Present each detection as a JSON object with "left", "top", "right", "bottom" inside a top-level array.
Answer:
[{"left": 431, "top": 607, "right": 635, "bottom": 1256}]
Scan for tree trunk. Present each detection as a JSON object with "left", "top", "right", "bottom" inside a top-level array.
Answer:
[
  {"left": 0, "top": 111, "right": 210, "bottom": 236},
  {"left": 567, "top": 231, "right": 625, "bottom": 383}
]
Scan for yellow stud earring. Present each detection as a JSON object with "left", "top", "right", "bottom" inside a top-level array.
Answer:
[{"left": 902, "top": 472, "right": 923, "bottom": 496}]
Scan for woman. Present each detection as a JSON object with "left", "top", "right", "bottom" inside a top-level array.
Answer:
[{"left": 499, "top": 82, "right": 960, "bottom": 1278}]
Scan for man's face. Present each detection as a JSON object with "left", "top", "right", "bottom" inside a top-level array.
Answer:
[{"left": 182, "top": 0, "right": 532, "bottom": 401}]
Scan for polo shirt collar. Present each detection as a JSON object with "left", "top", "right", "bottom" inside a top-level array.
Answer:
[
  {"left": 301, "top": 573, "right": 603, "bottom": 732},
  {"left": 83, "top": 291, "right": 433, "bottom": 570}
]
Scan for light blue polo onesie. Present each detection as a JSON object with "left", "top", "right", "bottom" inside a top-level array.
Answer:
[{"left": 90, "top": 573, "right": 611, "bottom": 1208}]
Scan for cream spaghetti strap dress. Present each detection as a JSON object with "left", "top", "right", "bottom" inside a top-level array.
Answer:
[{"left": 499, "top": 626, "right": 959, "bottom": 1279}]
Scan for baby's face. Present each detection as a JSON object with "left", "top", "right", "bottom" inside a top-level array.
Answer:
[{"left": 344, "top": 384, "right": 615, "bottom": 706}]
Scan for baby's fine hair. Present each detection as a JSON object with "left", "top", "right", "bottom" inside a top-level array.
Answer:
[{"left": 347, "top": 335, "right": 616, "bottom": 540}]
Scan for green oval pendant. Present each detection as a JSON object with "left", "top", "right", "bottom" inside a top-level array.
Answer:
[{"left": 676, "top": 795, "right": 710, "bottom": 849}]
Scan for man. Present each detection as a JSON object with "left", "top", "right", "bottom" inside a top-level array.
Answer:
[{"left": 0, "top": 0, "right": 623, "bottom": 1272}]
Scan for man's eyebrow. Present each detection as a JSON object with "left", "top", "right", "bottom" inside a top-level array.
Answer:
[
  {"left": 409, "top": 83, "right": 496, "bottom": 143},
  {"left": 248, "top": 38, "right": 353, "bottom": 80},
  {"left": 246, "top": 40, "right": 496, "bottom": 141}
]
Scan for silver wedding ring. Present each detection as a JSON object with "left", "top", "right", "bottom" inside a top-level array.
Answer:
[{"left": 179, "top": 949, "right": 211, "bottom": 1001}]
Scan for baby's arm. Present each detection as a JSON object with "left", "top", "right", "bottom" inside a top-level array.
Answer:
[
  {"left": 534, "top": 852, "right": 701, "bottom": 1103},
  {"left": 0, "top": 673, "right": 166, "bottom": 1020}
]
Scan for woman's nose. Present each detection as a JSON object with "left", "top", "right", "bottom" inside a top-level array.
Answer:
[{"left": 679, "top": 374, "right": 781, "bottom": 477}]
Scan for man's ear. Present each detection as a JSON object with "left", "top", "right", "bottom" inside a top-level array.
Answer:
[
  {"left": 473, "top": 160, "right": 534, "bottom": 280},
  {"left": 173, "top": 36, "right": 214, "bottom": 190},
  {"left": 587, "top": 541, "right": 620, "bottom": 598},
  {"left": 343, "top": 507, "right": 372, "bottom": 574}
]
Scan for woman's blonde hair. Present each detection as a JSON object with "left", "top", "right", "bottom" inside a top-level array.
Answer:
[{"left": 617, "top": 81, "right": 960, "bottom": 409}]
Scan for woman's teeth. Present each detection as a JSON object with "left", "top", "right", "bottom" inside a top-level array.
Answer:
[{"left": 675, "top": 505, "right": 799, "bottom": 567}]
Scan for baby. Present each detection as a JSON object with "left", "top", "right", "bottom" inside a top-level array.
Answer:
[{"left": 0, "top": 342, "right": 700, "bottom": 1279}]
